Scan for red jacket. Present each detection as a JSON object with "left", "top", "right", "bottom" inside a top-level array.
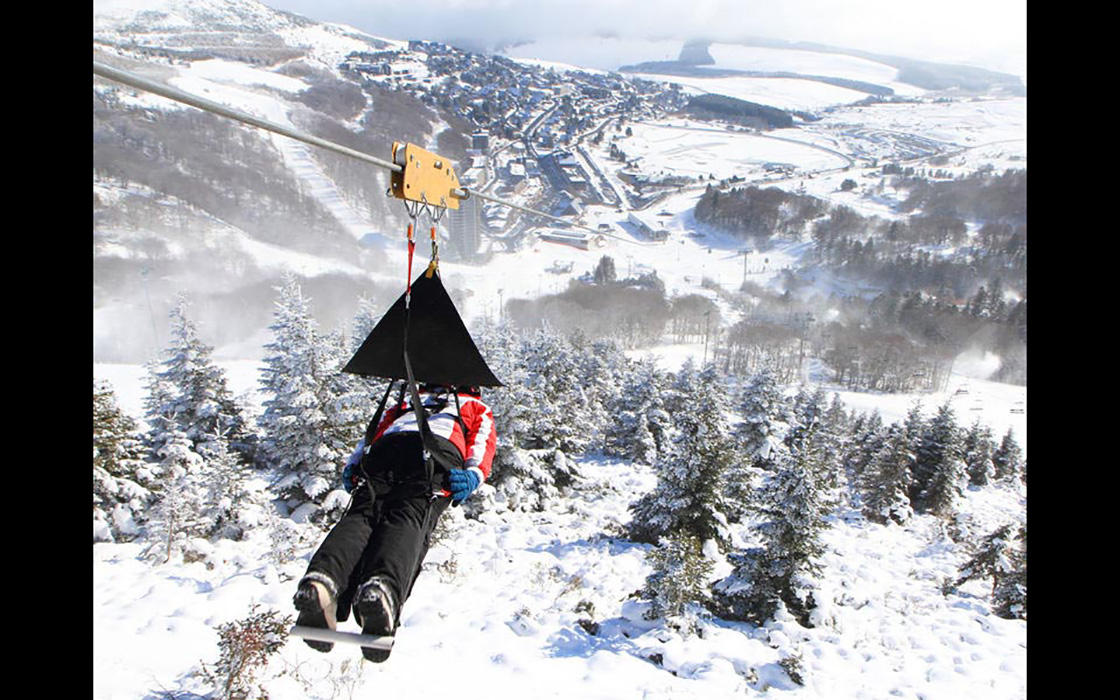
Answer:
[{"left": 372, "top": 388, "right": 497, "bottom": 483}]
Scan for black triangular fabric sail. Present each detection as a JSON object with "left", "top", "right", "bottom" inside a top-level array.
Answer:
[{"left": 343, "top": 272, "right": 502, "bottom": 387}]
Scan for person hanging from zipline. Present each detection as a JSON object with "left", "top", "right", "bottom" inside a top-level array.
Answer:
[
  {"left": 290, "top": 142, "right": 503, "bottom": 661},
  {"left": 293, "top": 381, "right": 496, "bottom": 662}
]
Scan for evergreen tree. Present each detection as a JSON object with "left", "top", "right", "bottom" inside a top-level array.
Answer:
[
  {"left": 195, "top": 431, "right": 251, "bottom": 541},
  {"left": 713, "top": 428, "right": 832, "bottom": 627},
  {"left": 605, "top": 357, "right": 671, "bottom": 465},
  {"left": 573, "top": 335, "right": 627, "bottom": 452},
  {"left": 144, "top": 296, "right": 255, "bottom": 464},
  {"left": 145, "top": 426, "right": 206, "bottom": 562},
  {"left": 951, "top": 522, "right": 1026, "bottom": 620},
  {"left": 822, "top": 393, "right": 850, "bottom": 440},
  {"left": 728, "top": 367, "right": 790, "bottom": 521},
  {"left": 94, "top": 380, "right": 152, "bottom": 542},
  {"left": 911, "top": 403, "right": 965, "bottom": 517},
  {"left": 643, "top": 534, "right": 714, "bottom": 634},
  {"left": 472, "top": 317, "right": 530, "bottom": 450},
  {"left": 142, "top": 358, "right": 177, "bottom": 459},
  {"left": 628, "top": 363, "right": 736, "bottom": 549},
  {"left": 593, "top": 255, "right": 617, "bottom": 285},
  {"left": 962, "top": 420, "right": 996, "bottom": 487},
  {"left": 350, "top": 294, "right": 383, "bottom": 353},
  {"left": 992, "top": 428, "right": 1024, "bottom": 483},
  {"left": 860, "top": 423, "right": 914, "bottom": 525},
  {"left": 843, "top": 410, "right": 885, "bottom": 486},
  {"left": 788, "top": 387, "right": 843, "bottom": 493},
  {"left": 321, "top": 328, "right": 372, "bottom": 459},
  {"left": 737, "top": 367, "right": 790, "bottom": 463},
  {"left": 992, "top": 524, "right": 1027, "bottom": 620},
  {"left": 257, "top": 276, "right": 347, "bottom": 509},
  {"left": 519, "top": 326, "right": 587, "bottom": 453}
]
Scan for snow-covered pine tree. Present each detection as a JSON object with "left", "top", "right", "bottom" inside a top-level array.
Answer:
[
  {"left": 519, "top": 325, "right": 588, "bottom": 453},
  {"left": 788, "top": 387, "right": 843, "bottom": 493},
  {"left": 573, "top": 335, "right": 628, "bottom": 453},
  {"left": 350, "top": 294, "right": 383, "bottom": 353},
  {"left": 94, "top": 380, "right": 153, "bottom": 542},
  {"left": 841, "top": 409, "right": 885, "bottom": 491},
  {"left": 257, "top": 276, "right": 347, "bottom": 513},
  {"left": 962, "top": 420, "right": 996, "bottom": 487},
  {"left": 144, "top": 296, "right": 256, "bottom": 464},
  {"left": 142, "top": 358, "right": 178, "bottom": 459},
  {"left": 737, "top": 367, "right": 790, "bottom": 464},
  {"left": 911, "top": 403, "right": 966, "bottom": 517},
  {"left": 628, "top": 363, "right": 736, "bottom": 550},
  {"left": 726, "top": 366, "right": 790, "bottom": 521},
  {"left": 320, "top": 329, "right": 372, "bottom": 455},
  {"left": 712, "top": 427, "right": 832, "bottom": 627},
  {"left": 992, "top": 524, "right": 1026, "bottom": 620},
  {"left": 467, "top": 322, "right": 584, "bottom": 513},
  {"left": 643, "top": 533, "right": 714, "bottom": 635},
  {"left": 145, "top": 426, "right": 206, "bottom": 563},
  {"left": 195, "top": 431, "right": 251, "bottom": 541},
  {"left": 951, "top": 522, "right": 1026, "bottom": 619},
  {"left": 992, "top": 428, "right": 1024, "bottom": 483},
  {"left": 823, "top": 393, "right": 850, "bottom": 436},
  {"left": 604, "top": 357, "right": 671, "bottom": 465},
  {"left": 471, "top": 317, "right": 529, "bottom": 449},
  {"left": 859, "top": 423, "right": 914, "bottom": 525}
]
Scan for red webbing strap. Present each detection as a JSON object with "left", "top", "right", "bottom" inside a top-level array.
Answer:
[{"left": 406, "top": 222, "right": 416, "bottom": 300}]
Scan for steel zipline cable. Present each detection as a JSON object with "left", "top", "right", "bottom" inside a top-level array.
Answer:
[{"left": 93, "top": 60, "right": 643, "bottom": 246}]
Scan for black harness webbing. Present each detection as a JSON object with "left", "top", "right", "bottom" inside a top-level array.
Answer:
[{"left": 359, "top": 379, "right": 398, "bottom": 504}]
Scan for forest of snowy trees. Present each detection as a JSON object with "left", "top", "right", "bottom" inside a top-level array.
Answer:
[{"left": 94, "top": 276, "right": 1026, "bottom": 631}]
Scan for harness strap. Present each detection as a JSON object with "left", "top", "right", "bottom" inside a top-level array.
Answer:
[{"left": 359, "top": 379, "right": 398, "bottom": 504}]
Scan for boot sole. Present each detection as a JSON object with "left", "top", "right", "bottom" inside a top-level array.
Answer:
[
  {"left": 354, "top": 598, "right": 395, "bottom": 662},
  {"left": 294, "top": 589, "right": 336, "bottom": 653}
]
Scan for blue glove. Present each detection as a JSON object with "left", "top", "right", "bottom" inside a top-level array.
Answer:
[
  {"left": 447, "top": 469, "right": 481, "bottom": 502},
  {"left": 342, "top": 439, "right": 366, "bottom": 493}
]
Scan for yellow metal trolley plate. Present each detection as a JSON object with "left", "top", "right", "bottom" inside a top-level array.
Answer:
[{"left": 390, "top": 141, "right": 461, "bottom": 210}]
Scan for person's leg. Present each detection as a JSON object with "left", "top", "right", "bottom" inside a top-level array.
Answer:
[
  {"left": 300, "top": 485, "right": 377, "bottom": 605},
  {"left": 351, "top": 488, "right": 449, "bottom": 662},
  {"left": 356, "top": 491, "right": 448, "bottom": 616}
]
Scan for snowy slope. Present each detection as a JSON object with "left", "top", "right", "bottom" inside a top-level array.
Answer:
[{"left": 93, "top": 451, "right": 1025, "bottom": 700}]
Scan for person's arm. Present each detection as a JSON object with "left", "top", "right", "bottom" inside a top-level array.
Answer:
[
  {"left": 460, "top": 398, "right": 496, "bottom": 484},
  {"left": 447, "top": 397, "right": 496, "bottom": 502}
]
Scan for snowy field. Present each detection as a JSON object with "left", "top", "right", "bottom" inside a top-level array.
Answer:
[
  {"left": 611, "top": 120, "right": 848, "bottom": 179},
  {"left": 644, "top": 74, "right": 874, "bottom": 112},
  {"left": 706, "top": 44, "right": 925, "bottom": 99}
]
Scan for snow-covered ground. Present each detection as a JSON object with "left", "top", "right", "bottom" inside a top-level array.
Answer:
[
  {"left": 611, "top": 120, "right": 848, "bottom": 180},
  {"left": 645, "top": 74, "right": 875, "bottom": 112},
  {"left": 93, "top": 446, "right": 1025, "bottom": 700}
]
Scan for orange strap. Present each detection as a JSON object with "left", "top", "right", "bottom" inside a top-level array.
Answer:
[{"left": 426, "top": 225, "right": 439, "bottom": 278}]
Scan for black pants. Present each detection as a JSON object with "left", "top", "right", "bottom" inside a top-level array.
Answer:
[{"left": 305, "top": 433, "right": 458, "bottom": 622}]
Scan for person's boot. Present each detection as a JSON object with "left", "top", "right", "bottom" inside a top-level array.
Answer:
[
  {"left": 293, "top": 576, "right": 338, "bottom": 653},
  {"left": 353, "top": 576, "right": 397, "bottom": 662}
]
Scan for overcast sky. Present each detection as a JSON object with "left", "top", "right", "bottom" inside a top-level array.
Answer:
[{"left": 264, "top": 0, "right": 1026, "bottom": 78}]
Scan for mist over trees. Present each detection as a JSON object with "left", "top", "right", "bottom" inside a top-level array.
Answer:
[{"left": 506, "top": 256, "right": 670, "bottom": 348}]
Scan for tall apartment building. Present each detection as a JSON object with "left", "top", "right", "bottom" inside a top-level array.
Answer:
[{"left": 447, "top": 192, "right": 484, "bottom": 260}]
